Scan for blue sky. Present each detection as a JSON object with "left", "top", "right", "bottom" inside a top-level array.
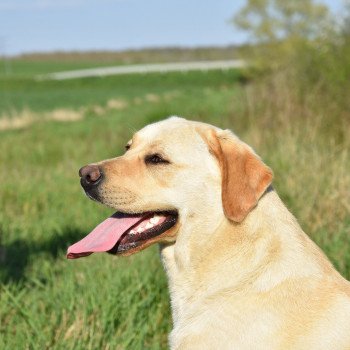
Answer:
[{"left": 0, "top": 0, "right": 345, "bottom": 55}]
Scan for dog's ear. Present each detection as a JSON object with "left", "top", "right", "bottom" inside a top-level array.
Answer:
[{"left": 201, "top": 128, "right": 273, "bottom": 222}]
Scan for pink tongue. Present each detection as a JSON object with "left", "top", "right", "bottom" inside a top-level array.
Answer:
[{"left": 67, "top": 213, "right": 145, "bottom": 259}]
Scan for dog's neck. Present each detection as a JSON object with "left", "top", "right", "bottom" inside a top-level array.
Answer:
[{"left": 160, "top": 190, "right": 334, "bottom": 327}]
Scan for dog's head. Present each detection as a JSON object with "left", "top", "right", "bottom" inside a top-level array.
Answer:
[{"left": 67, "top": 117, "right": 273, "bottom": 258}]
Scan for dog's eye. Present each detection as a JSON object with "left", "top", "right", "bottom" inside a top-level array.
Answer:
[
  {"left": 125, "top": 144, "right": 130, "bottom": 151},
  {"left": 145, "top": 154, "right": 169, "bottom": 165}
]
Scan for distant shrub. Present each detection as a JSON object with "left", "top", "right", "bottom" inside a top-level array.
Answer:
[{"left": 234, "top": 0, "right": 350, "bottom": 133}]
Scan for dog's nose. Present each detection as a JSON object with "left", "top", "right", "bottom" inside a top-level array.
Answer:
[{"left": 79, "top": 165, "right": 102, "bottom": 187}]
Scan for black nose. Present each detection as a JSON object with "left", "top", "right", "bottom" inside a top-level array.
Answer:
[{"left": 79, "top": 165, "right": 103, "bottom": 188}]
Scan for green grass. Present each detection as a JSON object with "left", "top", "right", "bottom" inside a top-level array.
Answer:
[
  {"left": 0, "top": 60, "right": 120, "bottom": 78},
  {"left": 0, "top": 46, "right": 239, "bottom": 78},
  {"left": 0, "top": 61, "right": 349, "bottom": 349},
  {"left": 0, "top": 69, "right": 241, "bottom": 114},
  {"left": 0, "top": 68, "right": 242, "bottom": 349}
]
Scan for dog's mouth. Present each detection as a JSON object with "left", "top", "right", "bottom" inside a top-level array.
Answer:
[{"left": 67, "top": 211, "right": 178, "bottom": 259}]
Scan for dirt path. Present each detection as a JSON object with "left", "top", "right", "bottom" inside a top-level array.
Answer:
[{"left": 37, "top": 60, "right": 246, "bottom": 81}]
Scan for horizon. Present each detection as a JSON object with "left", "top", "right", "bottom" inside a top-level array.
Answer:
[{"left": 9, "top": 43, "right": 242, "bottom": 59}]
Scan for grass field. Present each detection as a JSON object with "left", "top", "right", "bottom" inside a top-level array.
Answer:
[
  {"left": 0, "top": 59, "right": 349, "bottom": 349},
  {"left": 0, "top": 46, "right": 239, "bottom": 78}
]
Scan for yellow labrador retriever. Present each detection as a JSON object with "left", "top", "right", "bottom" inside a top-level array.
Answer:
[{"left": 68, "top": 117, "right": 350, "bottom": 349}]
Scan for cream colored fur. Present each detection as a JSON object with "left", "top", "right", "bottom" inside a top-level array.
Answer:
[{"left": 94, "top": 117, "right": 350, "bottom": 349}]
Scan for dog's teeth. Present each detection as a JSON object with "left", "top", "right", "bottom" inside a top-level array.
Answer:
[
  {"left": 150, "top": 217, "right": 160, "bottom": 224},
  {"left": 146, "top": 223, "right": 154, "bottom": 229},
  {"left": 137, "top": 228, "right": 143, "bottom": 233},
  {"left": 129, "top": 229, "right": 136, "bottom": 234}
]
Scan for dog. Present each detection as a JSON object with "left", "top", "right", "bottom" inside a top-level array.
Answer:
[{"left": 67, "top": 117, "right": 350, "bottom": 349}]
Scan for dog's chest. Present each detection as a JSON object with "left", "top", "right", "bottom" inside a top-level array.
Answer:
[{"left": 169, "top": 303, "right": 283, "bottom": 350}]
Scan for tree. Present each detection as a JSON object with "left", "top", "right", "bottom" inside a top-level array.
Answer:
[
  {"left": 343, "top": 1, "right": 350, "bottom": 36},
  {"left": 232, "top": 0, "right": 331, "bottom": 72},
  {"left": 233, "top": 0, "right": 329, "bottom": 43}
]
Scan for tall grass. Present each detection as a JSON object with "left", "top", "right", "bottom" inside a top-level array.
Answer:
[{"left": 0, "top": 46, "right": 349, "bottom": 348}]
